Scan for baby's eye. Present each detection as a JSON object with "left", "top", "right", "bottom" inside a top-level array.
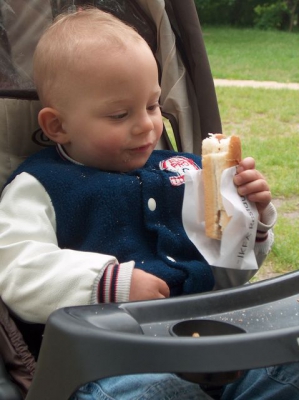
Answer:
[
  {"left": 147, "top": 103, "right": 160, "bottom": 112},
  {"left": 109, "top": 112, "right": 128, "bottom": 120}
]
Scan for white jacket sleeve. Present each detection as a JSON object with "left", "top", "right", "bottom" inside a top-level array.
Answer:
[{"left": 0, "top": 173, "right": 134, "bottom": 323}]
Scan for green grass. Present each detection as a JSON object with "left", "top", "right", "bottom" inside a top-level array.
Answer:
[
  {"left": 215, "top": 86, "right": 299, "bottom": 274},
  {"left": 191, "top": 27, "right": 299, "bottom": 276},
  {"left": 164, "top": 27, "right": 299, "bottom": 276},
  {"left": 202, "top": 26, "right": 299, "bottom": 83},
  {"left": 216, "top": 87, "right": 299, "bottom": 197},
  {"left": 200, "top": 26, "right": 299, "bottom": 276}
]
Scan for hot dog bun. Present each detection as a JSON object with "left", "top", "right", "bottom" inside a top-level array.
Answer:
[{"left": 202, "top": 134, "right": 241, "bottom": 240}]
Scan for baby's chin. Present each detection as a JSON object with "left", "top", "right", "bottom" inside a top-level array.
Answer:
[
  {"left": 84, "top": 160, "right": 147, "bottom": 173},
  {"left": 118, "top": 154, "right": 152, "bottom": 172},
  {"left": 80, "top": 151, "right": 153, "bottom": 172}
]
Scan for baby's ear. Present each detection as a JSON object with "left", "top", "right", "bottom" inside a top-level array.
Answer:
[{"left": 38, "top": 107, "right": 70, "bottom": 144}]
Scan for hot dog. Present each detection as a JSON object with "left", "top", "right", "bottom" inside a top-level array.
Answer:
[{"left": 202, "top": 134, "right": 241, "bottom": 240}]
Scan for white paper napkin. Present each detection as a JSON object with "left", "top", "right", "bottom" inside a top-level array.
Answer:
[{"left": 182, "top": 167, "right": 259, "bottom": 270}]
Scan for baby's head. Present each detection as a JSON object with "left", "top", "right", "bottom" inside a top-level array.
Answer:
[
  {"left": 34, "top": 8, "right": 148, "bottom": 107},
  {"left": 34, "top": 9, "right": 163, "bottom": 172}
]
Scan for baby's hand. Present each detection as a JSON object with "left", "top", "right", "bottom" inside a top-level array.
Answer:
[
  {"left": 233, "top": 157, "right": 271, "bottom": 215},
  {"left": 129, "top": 268, "right": 170, "bottom": 301}
]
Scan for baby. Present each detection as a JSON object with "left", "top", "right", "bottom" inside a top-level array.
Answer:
[{"left": 1, "top": 8, "right": 296, "bottom": 400}]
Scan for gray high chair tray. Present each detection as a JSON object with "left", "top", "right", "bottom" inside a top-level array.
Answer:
[{"left": 27, "top": 270, "right": 299, "bottom": 400}]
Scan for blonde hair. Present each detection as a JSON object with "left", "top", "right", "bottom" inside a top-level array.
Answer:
[{"left": 33, "top": 8, "right": 146, "bottom": 106}]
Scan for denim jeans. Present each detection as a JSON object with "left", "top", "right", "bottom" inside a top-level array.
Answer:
[
  {"left": 70, "top": 363, "right": 299, "bottom": 400},
  {"left": 70, "top": 373, "right": 212, "bottom": 400},
  {"left": 222, "top": 363, "right": 299, "bottom": 400}
]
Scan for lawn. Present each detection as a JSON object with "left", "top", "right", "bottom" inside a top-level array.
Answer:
[
  {"left": 215, "top": 86, "right": 299, "bottom": 278},
  {"left": 202, "top": 26, "right": 299, "bottom": 83},
  {"left": 200, "top": 27, "right": 299, "bottom": 278}
]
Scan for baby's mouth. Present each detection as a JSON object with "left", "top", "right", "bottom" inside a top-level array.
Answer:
[{"left": 131, "top": 143, "right": 152, "bottom": 152}]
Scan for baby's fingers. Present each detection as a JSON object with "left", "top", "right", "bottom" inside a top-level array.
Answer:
[
  {"left": 236, "top": 157, "right": 255, "bottom": 173},
  {"left": 159, "top": 280, "right": 170, "bottom": 298},
  {"left": 235, "top": 177, "right": 271, "bottom": 214},
  {"left": 246, "top": 190, "right": 272, "bottom": 206},
  {"left": 234, "top": 157, "right": 271, "bottom": 214},
  {"left": 236, "top": 176, "right": 269, "bottom": 196},
  {"left": 234, "top": 168, "right": 264, "bottom": 187}
]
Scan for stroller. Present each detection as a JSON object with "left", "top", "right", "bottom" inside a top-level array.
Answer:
[{"left": 1, "top": 1, "right": 299, "bottom": 399}]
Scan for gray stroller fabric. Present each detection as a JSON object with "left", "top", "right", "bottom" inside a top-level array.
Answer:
[{"left": 0, "top": 298, "right": 36, "bottom": 399}]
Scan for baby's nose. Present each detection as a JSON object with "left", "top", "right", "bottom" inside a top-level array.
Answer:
[{"left": 132, "top": 113, "right": 154, "bottom": 135}]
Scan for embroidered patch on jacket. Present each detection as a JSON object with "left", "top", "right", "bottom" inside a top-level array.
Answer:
[{"left": 159, "top": 156, "right": 200, "bottom": 186}]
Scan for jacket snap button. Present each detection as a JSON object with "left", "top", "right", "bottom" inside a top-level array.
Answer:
[
  {"left": 148, "top": 198, "right": 156, "bottom": 211},
  {"left": 167, "top": 256, "right": 176, "bottom": 262}
]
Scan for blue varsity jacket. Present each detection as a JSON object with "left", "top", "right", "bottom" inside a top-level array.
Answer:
[{"left": 8, "top": 147, "right": 214, "bottom": 297}]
